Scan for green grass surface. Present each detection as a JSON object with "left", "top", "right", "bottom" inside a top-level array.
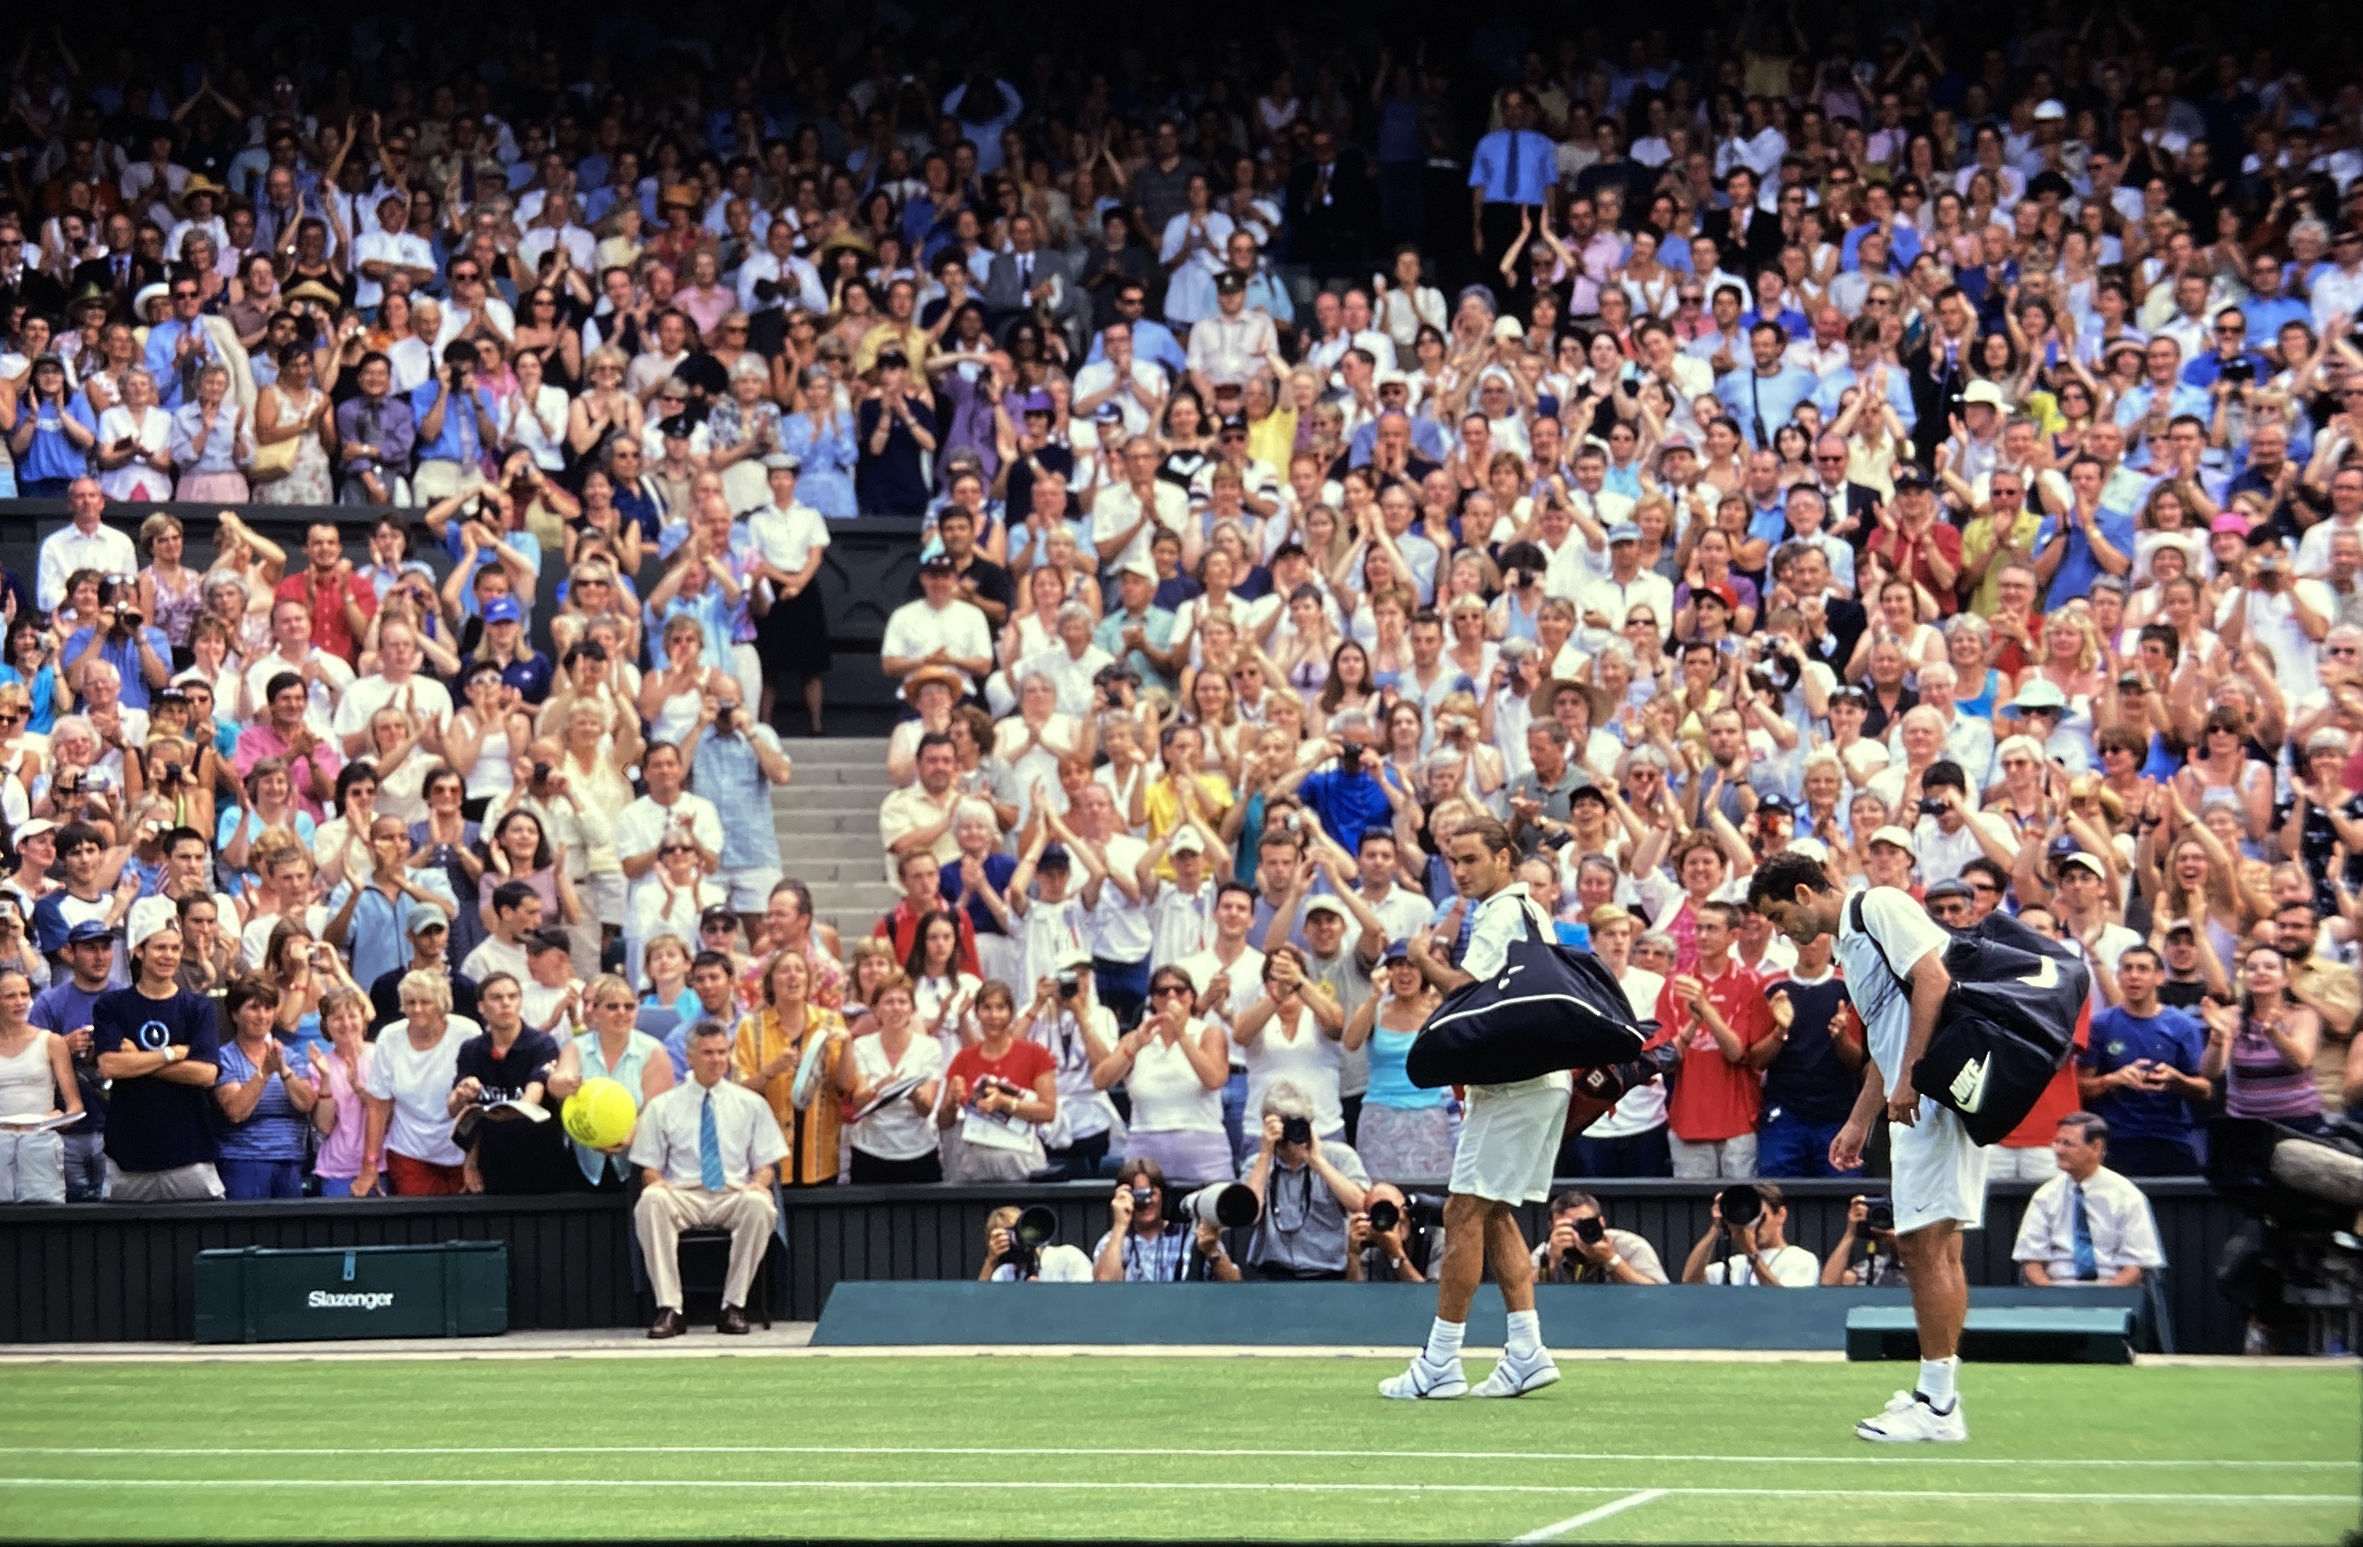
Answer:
[{"left": 0, "top": 1356, "right": 2354, "bottom": 1542}]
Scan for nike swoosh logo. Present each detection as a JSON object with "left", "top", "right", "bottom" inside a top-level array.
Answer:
[{"left": 2021, "top": 958, "right": 2059, "bottom": 989}]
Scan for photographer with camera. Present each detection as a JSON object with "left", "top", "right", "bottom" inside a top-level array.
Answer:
[
  {"left": 1240, "top": 1081, "right": 1369, "bottom": 1281},
  {"left": 59, "top": 585, "right": 170, "bottom": 711},
  {"left": 410, "top": 339, "right": 502, "bottom": 503},
  {"left": 1533, "top": 1190, "right": 1668, "bottom": 1285},
  {"left": 1092, "top": 1160, "right": 1240, "bottom": 1282},
  {"left": 980, "top": 1203, "right": 1093, "bottom": 1282},
  {"left": 1680, "top": 1181, "right": 1820, "bottom": 1286},
  {"left": 1348, "top": 1184, "right": 1448, "bottom": 1283},
  {"left": 1821, "top": 1193, "right": 1910, "bottom": 1286}
]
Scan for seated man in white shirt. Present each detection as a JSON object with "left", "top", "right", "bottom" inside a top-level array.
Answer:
[
  {"left": 627, "top": 1019, "right": 788, "bottom": 1336},
  {"left": 2011, "top": 1112, "right": 2167, "bottom": 1287}
]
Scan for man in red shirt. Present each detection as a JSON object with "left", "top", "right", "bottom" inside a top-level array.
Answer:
[
  {"left": 275, "top": 523, "right": 378, "bottom": 666},
  {"left": 872, "top": 848, "right": 980, "bottom": 977},
  {"left": 1656, "top": 901, "right": 1775, "bottom": 1178}
]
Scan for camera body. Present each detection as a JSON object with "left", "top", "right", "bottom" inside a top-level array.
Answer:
[
  {"left": 1279, "top": 1114, "right": 1313, "bottom": 1148},
  {"left": 1366, "top": 1191, "right": 1444, "bottom": 1236},
  {"left": 1056, "top": 973, "right": 1080, "bottom": 1000},
  {"left": 1572, "top": 1214, "right": 1607, "bottom": 1245},
  {"left": 1864, "top": 1196, "right": 1895, "bottom": 1233},
  {"left": 1916, "top": 796, "right": 1949, "bottom": 816},
  {"left": 2220, "top": 354, "right": 2256, "bottom": 385}
]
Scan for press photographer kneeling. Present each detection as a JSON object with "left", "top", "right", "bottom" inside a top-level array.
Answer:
[
  {"left": 1533, "top": 1190, "right": 1669, "bottom": 1284},
  {"left": 1346, "top": 1185, "right": 1446, "bottom": 1282},
  {"left": 1821, "top": 1193, "right": 1909, "bottom": 1286},
  {"left": 1240, "top": 1082, "right": 1370, "bottom": 1280},
  {"left": 1091, "top": 1159, "right": 1245, "bottom": 1282},
  {"left": 1681, "top": 1181, "right": 1820, "bottom": 1286}
]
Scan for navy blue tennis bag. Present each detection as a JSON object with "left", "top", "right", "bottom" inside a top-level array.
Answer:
[
  {"left": 1405, "top": 907, "right": 1647, "bottom": 1089},
  {"left": 1848, "top": 894, "right": 2086, "bottom": 1145}
]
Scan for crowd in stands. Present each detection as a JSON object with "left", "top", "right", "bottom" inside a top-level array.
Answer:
[{"left": 0, "top": 8, "right": 2347, "bottom": 1333}]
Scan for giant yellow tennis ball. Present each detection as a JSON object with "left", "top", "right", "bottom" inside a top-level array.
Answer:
[{"left": 562, "top": 1078, "right": 639, "bottom": 1150}]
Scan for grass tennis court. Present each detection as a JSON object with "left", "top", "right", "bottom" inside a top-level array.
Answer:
[{"left": 0, "top": 1355, "right": 2353, "bottom": 1542}]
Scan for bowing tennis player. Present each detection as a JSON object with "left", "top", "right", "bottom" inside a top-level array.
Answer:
[
  {"left": 1383, "top": 816, "right": 1565, "bottom": 1400},
  {"left": 1749, "top": 851, "right": 1980, "bottom": 1442}
]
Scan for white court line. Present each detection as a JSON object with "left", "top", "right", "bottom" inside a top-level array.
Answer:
[
  {"left": 9, "top": 1443, "right": 2349, "bottom": 1470},
  {"left": 1509, "top": 1488, "right": 1669, "bottom": 1543},
  {"left": 0, "top": 1478, "right": 2348, "bottom": 1506}
]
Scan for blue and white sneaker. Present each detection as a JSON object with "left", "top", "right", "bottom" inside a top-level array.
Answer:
[
  {"left": 1378, "top": 1355, "right": 1468, "bottom": 1399},
  {"left": 1856, "top": 1389, "right": 1967, "bottom": 1442},
  {"left": 1471, "top": 1347, "right": 1561, "bottom": 1397}
]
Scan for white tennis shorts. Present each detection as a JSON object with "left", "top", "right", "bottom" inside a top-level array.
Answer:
[
  {"left": 1448, "top": 1075, "right": 1569, "bottom": 1205},
  {"left": 1889, "top": 1098, "right": 1988, "bottom": 1236}
]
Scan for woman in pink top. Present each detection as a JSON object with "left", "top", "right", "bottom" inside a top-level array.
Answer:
[{"left": 310, "top": 988, "right": 377, "bottom": 1196}]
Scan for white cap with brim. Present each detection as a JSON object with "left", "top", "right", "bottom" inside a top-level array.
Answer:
[
  {"left": 1303, "top": 896, "right": 1349, "bottom": 919},
  {"left": 1868, "top": 825, "right": 1918, "bottom": 852},
  {"left": 126, "top": 895, "right": 180, "bottom": 953}
]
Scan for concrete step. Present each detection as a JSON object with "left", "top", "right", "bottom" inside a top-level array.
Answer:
[
  {"left": 775, "top": 809, "right": 884, "bottom": 836},
  {"left": 773, "top": 833, "right": 892, "bottom": 863},
  {"left": 773, "top": 784, "right": 888, "bottom": 813},
  {"left": 780, "top": 738, "right": 893, "bottom": 767}
]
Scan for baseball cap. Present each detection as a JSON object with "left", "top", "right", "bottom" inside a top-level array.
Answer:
[
  {"left": 1868, "top": 825, "right": 1917, "bottom": 851},
  {"left": 1785, "top": 836, "right": 1832, "bottom": 863},
  {"left": 1213, "top": 269, "right": 1247, "bottom": 294},
  {"left": 1755, "top": 793, "right": 1795, "bottom": 818},
  {"left": 1037, "top": 842, "right": 1071, "bottom": 871},
  {"left": 1168, "top": 828, "right": 1207, "bottom": 856},
  {"left": 1962, "top": 380, "right": 2006, "bottom": 410},
  {"left": 1891, "top": 464, "right": 1933, "bottom": 491},
  {"left": 1922, "top": 877, "right": 1973, "bottom": 905},
  {"left": 12, "top": 818, "right": 57, "bottom": 843},
  {"left": 2059, "top": 850, "right": 2107, "bottom": 878},
  {"left": 1118, "top": 558, "right": 1158, "bottom": 581},
  {"left": 405, "top": 911, "right": 449, "bottom": 937},
  {"left": 126, "top": 897, "right": 179, "bottom": 953},
  {"left": 1303, "top": 895, "right": 1349, "bottom": 920},
  {"left": 1017, "top": 390, "right": 1055, "bottom": 418},
  {"left": 1378, "top": 938, "right": 1412, "bottom": 965},
  {"left": 482, "top": 596, "right": 524, "bottom": 625},
  {"left": 1606, "top": 522, "right": 1642, "bottom": 545},
  {"left": 1052, "top": 946, "right": 1092, "bottom": 972},
  {"left": 2032, "top": 98, "right": 2068, "bottom": 121},
  {"left": 65, "top": 918, "right": 115, "bottom": 945},
  {"left": 761, "top": 451, "right": 802, "bottom": 472}
]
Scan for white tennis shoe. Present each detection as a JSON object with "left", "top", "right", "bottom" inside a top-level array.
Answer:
[
  {"left": 1471, "top": 1348, "right": 1561, "bottom": 1398},
  {"left": 1378, "top": 1355, "right": 1468, "bottom": 1400},
  {"left": 1855, "top": 1389, "right": 1967, "bottom": 1442}
]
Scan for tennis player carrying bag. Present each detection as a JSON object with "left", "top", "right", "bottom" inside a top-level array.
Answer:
[
  {"left": 1405, "top": 906, "right": 1647, "bottom": 1089},
  {"left": 1848, "top": 895, "right": 2086, "bottom": 1145}
]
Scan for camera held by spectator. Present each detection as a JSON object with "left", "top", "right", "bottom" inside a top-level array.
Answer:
[
  {"left": 1682, "top": 1181, "right": 1820, "bottom": 1286},
  {"left": 1240, "top": 1082, "right": 1370, "bottom": 1281},
  {"left": 1347, "top": 1184, "right": 1447, "bottom": 1282}
]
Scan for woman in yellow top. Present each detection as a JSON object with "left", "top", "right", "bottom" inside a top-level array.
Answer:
[
  {"left": 1142, "top": 722, "right": 1234, "bottom": 878},
  {"left": 730, "top": 950, "right": 848, "bottom": 1188}
]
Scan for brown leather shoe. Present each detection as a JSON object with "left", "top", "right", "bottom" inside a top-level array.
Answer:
[
  {"left": 647, "top": 1308, "right": 686, "bottom": 1340},
  {"left": 717, "top": 1304, "right": 751, "bottom": 1335}
]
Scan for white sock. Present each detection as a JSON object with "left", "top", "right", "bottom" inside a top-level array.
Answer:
[
  {"left": 1423, "top": 1317, "right": 1465, "bottom": 1364},
  {"left": 1918, "top": 1356, "right": 1959, "bottom": 1410},
  {"left": 1504, "top": 1308, "right": 1543, "bottom": 1359}
]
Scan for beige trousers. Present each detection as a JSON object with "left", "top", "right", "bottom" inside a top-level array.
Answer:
[{"left": 634, "top": 1184, "right": 778, "bottom": 1311}]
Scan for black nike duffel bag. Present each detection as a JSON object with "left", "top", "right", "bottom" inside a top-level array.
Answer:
[{"left": 1405, "top": 911, "right": 1647, "bottom": 1089}]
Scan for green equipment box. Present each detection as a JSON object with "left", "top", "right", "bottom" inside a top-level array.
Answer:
[{"left": 193, "top": 1242, "right": 509, "bottom": 1343}]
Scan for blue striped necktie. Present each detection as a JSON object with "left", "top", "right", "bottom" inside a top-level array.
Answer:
[
  {"left": 2070, "top": 1182, "right": 2097, "bottom": 1281},
  {"left": 699, "top": 1089, "right": 725, "bottom": 1190}
]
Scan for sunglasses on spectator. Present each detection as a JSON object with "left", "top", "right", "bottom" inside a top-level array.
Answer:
[
  {"left": 1151, "top": 984, "right": 1192, "bottom": 999},
  {"left": 1814, "top": 451, "right": 1847, "bottom": 463}
]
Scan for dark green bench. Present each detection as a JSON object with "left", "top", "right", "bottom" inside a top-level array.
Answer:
[{"left": 1845, "top": 1304, "right": 2136, "bottom": 1364}]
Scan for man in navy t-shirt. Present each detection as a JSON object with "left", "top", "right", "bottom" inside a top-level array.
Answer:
[
  {"left": 450, "top": 971, "right": 568, "bottom": 1193},
  {"left": 1755, "top": 930, "right": 1866, "bottom": 1178},
  {"left": 28, "top": 920, "right": 118, "bottom": 1200},
  {"left": 2079, "top": 946, "right": 2210, "bottom": 1175},
  {"left": 90, "top": 917, "right": 222, "bottom": 1200}
]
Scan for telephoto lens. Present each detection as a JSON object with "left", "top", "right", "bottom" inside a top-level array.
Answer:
[
  {"left": 1367, "top": 1199, "right": 1402, "bottom": 1234},
  {"left": 1719, "top": 1183, "right": 1764, "bottom": 1227}
]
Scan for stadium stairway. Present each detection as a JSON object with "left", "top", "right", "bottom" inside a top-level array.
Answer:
[{"left": 773, "top": 736, "right": 899, "bottom": 939}]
